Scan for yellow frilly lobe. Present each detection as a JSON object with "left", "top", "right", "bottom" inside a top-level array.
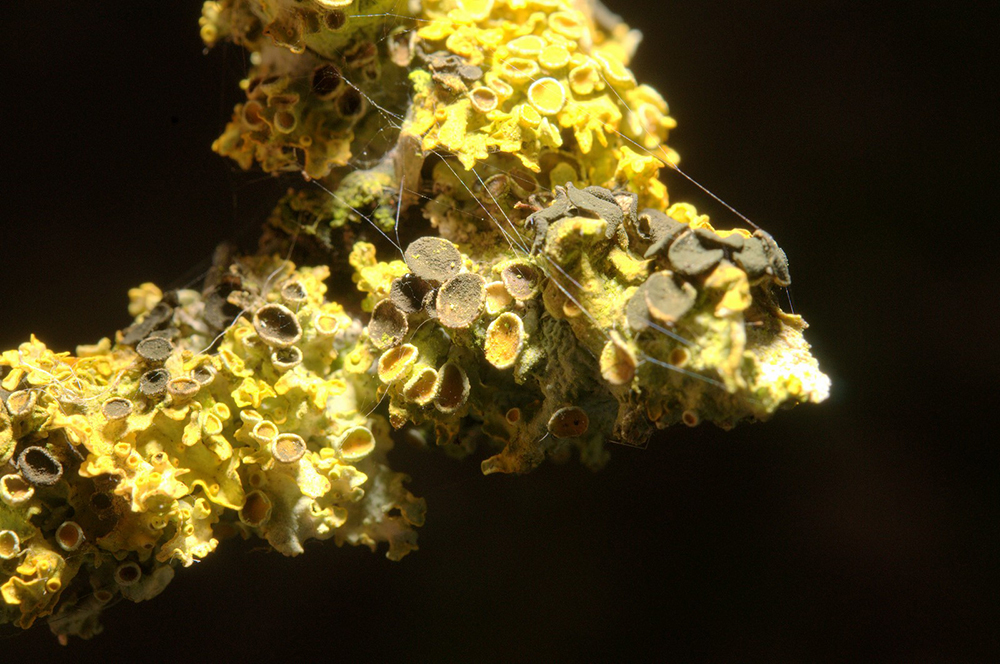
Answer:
[
  {"left": 1, "top": 0, "right": 828, "bottom": 639},
  {"left": 1, "top": 258, "right": 424, "bottom": 638},
  {"left": 406, "top": 0, "right": 675, "bottom": 205}
]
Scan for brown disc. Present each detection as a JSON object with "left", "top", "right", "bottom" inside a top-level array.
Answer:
[
  {"left": 644, "top": 271, "right": 697, "bottom": 324},
  {"left": 404, "top": 237, "right": 463, "bottom": 284},
  {"left": 139, "top": 368, "right": 170, "bottom": 397},
  {"left": 501, "top": 262, "right": 542, "bottom": 300},
  {"left": 436, "top": 273, "right": 486, "bottom": 329},
  {"left": 101, "top": 397, "right": 133, "bottom": 421},
  {"left": 17, "top": 446, "right": 63, "bottom": 487},
  {"left": 271, "top": 346, "right": 303, "bottom": 372},
  {"left": 240, "top": 490, "right": 272, "bottom": 527},
  {"left": 136, "top": 336, "right": 174, "bottom": 363},
  {"left": 434, "top": 362, "right": 470, "bottom": 413},
  {"left": 114, "top": 562, "right": 142, "bottom": 586},
  {"left": 666, "top": 230, "right": 724, "bottom": 276},
  {"left": 192, "top": 364, "right": 217, "bottom": 386},
  {"left": 279, "top": 279, "right": 309, "bottom": 305},
  {"left": 55, "top": 521, "right": 85, "bottom": 552},
  {"left": 253, "top": 303, "right": 303, "bottom": 348},
  {"left": 368, "top": 299, "right": 409, "bottom": 349},
  {"left": 167, "top": 377, "right": 201, "bottom": 402},
  {"left": 272, "top": 433, "right": 307, "bottom": 464},
  {"left": 389, "top": 274, "right": 431, "bottom": 314},
  {"left": 547, "top": 407, "right": 590, "bottom": 439},
  {"left": 5, "top": 390, "right": 36, "bottom": 418}
]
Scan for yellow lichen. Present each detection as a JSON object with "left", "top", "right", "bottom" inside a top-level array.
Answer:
[
  {"left": 1, "top": 0, "right": 829, "bottom": 639},
  {"left": 0, "top": 256, "right": 426, "bottom": 634}
]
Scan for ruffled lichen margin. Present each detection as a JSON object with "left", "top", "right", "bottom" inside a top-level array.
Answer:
[{"left": 1, "top": 0, "right": 828, "bottom": 640}]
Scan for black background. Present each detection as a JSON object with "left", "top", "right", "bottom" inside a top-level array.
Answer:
[{"left": 2, "top": 1, "right": 996, "bottom": 660}]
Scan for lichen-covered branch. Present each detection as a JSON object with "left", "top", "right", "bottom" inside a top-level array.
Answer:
[{"left": 2, "top": 0, "right": 828, "bottom": 641}]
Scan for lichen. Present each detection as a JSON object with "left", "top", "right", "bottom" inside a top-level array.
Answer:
[
  {"left": 1, "top": 258, "right": 424, "bottom": 637},
  {"left": 3, "top": 0, "right": 828, "bottom": 640}
]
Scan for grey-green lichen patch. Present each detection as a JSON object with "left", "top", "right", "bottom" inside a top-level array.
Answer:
[
  {"left": 755, "top": 230, "right": 792, "bottom": 287},
  {"left": 326, "top": 163, "right": 399, "bottom": 231},
  {"left": 640, "top": 209, "right": 687, "bottom": 258},
  {"left": 695, "top": 227, "right": 745, "bottom": 251},
  {"left": 732, "top": 235, "right": 770, "bottom": 281},
  {"left": 666, "top": 231, "right": 725, "bottom": 276}
]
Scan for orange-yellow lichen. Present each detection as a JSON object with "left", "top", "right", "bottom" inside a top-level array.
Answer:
[
  {"left": 484, "top": 312, "right": 525, "bottom": 369},
  {"left": 1, "top": 257, "right": 425, "bottom": 636},
  {"left": 1, "top": 0, "right": 830, "bottom": 640},
  {"left": 406, "top": 0, "right": 676, "bottom": 195}
]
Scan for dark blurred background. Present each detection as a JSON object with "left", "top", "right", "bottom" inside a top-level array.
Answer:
[{"left": 2, "top": 1, "right": 995, "bottom": 660}]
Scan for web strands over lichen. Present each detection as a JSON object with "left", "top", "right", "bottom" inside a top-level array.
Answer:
[
  {"left": 212, "top": 0, "right": 737, "bottom": 303},
  {"left": 209, "top": 3, "right": 642, "bottom": 219},
  {"left": 201, "top": 0, "right": 828, "bottom": 458},
  {"left": 206, "top": 1, "right": 717, "bottom": 216},
  {"left": 0, "top": 0, "right": 828, "bottom": 641},
  {"left": 205, "top": 3, "right": 828, "bottom": 446},
  {"left": 209, "top": 6, "right": 648, "bottom": 287},
  {"left": 217, "top": 0, "right": 703, "bottom": 349}
]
